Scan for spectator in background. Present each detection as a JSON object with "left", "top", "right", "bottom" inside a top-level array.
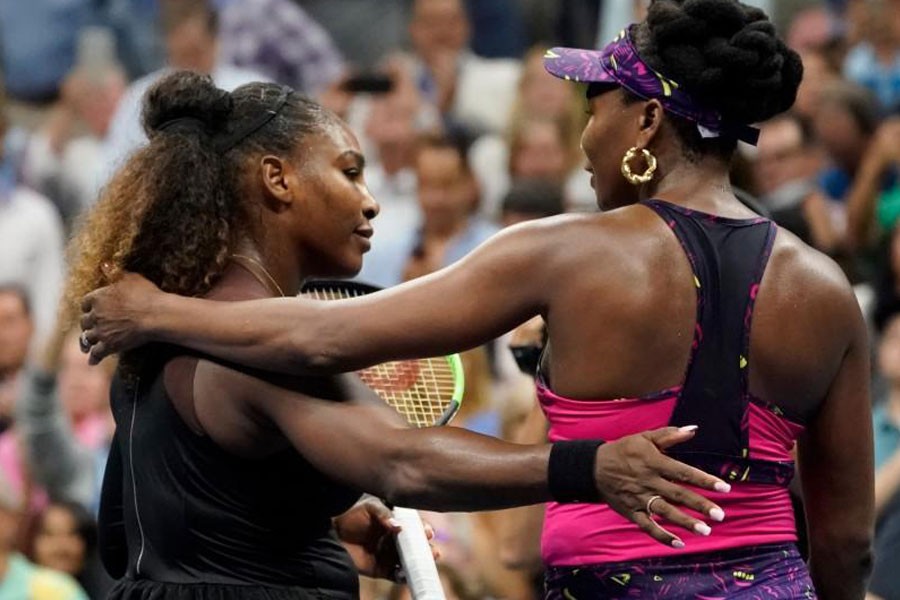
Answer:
[
  {"left": 471, "top": 46, "right": 588, "bottom": 217},
  {"left": 500, "top": 180, "right": 567, "bottom": 227},
  {"left": 101, "top": 0, "right": 267, "bottom": 182},
  {"left": 408, "top": 0, "right": 521, "bottom": 137},
  {"left": 23, "top": 28, "right": 126, "bottom": 228},
  {"left": 0, "top": 99, "right": 65, "bottom": 347},
  {"left": 0, "top": 0, "right": 95, "bottom": 102},
  {"left": 754, "top": 113, "right": 839, "bottom": 253},
  {"left": 354, "top": 56, "right": 440, "bottom": 253},
  {"left": 843, "top": 0, "right": 900, "bottom": 113},
  {"left": 868, "top": 313, "right": 900, "bottom": 600},
  {"left": 359, "top": 134, "right": 497, "bottom": 288},
  {"left": 813, "top": 81, "right": 886, "bottom": 211},
  {"left": 31, "top": 501, "right": 112, "bottom": 599},
  {"left": 297, "top": 0, "right": 410, "bottom": 70},
  {"left": 217, "top": 0, "right": 344, "bottom": 97},
  {"left": 794, "top": 49, "right": 843, "bottom": 122},
  {"left": 847, "top": 117, "right": 900, "bottom": 251},
  {"left": 0, "top": 472, "right": 88, "bottom": 600},
  {"left": 16, "top": 324, "right": 115, "bottom": 513},
  {"left": 0, "top": 287, "right": 33, "bottom": 433}
]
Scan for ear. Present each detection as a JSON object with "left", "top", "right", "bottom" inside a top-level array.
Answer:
[
  {"left": 259, "top": 155, "right": 294, "bottom": 211},
  {"left": 634, "top": 99, "right": 665, "bottom": 150}
]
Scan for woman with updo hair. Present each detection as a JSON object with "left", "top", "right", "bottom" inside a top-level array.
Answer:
[{"left": 82, "top": 1, "right": 873, "bottom": 597}]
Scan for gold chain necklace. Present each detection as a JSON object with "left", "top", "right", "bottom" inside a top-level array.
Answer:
[{"left": 229, "top": 254, "right": 286, "bottom": 298}]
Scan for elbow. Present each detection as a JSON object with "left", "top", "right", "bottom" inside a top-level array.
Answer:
[
  {"left": 377, "top": 438, "right": 435, "bottom": 509},
  {"left": 810, "top": 529, "right": 874, "bottom": 582}
]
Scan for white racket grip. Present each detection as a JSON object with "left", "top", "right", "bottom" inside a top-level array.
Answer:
[{"left": 392, "top": 506, "right": 445, "bottom": 600}]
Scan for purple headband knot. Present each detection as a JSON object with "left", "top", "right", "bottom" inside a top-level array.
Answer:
[{"left": 543, "top": 26, "right": 760, "bottom": 146}]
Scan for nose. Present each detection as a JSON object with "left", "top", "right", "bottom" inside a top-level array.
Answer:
[{"left": 362, "top": 189, "right": 380, "bottom": 220}]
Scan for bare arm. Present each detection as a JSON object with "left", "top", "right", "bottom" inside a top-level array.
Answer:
[
  {"left": 798, "top": 290, "right": 874, "bottom": 600},
  {"left": 81, "top": 220, "right": 562, "bottom": 373},
  {"left": 196, "top": 359, "right": 728, "bottom": 546},
  {"left": 846, "top": 118, "right": 900, "bottom": 252}
]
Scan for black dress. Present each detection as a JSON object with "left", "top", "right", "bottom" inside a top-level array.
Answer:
[{"left": 100, "top": 362, "right": 361, "bottom": 599}]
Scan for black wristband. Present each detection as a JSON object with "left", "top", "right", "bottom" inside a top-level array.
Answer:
[{"left": 548, "top": 439, "right": 605, "bottom": 503}]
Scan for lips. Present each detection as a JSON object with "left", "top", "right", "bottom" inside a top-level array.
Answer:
[{"left": 353, "top": 226, "right": 373, "bottom": 251}]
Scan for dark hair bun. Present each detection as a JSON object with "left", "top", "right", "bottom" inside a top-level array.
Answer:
[
  {"left": 142, "top": 70, "right": 234, "bottom": 136},
  {"left": 640, "top": 0, "right": 803, "bottom": 124}
]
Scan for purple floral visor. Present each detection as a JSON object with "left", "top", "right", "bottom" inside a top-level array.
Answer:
[{"left": 543, "top": 27, "right": 760, "bottom": 146}]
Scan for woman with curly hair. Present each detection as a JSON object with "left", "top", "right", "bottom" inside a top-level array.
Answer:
[{"left": 65, "top": 69, "right": 728, "bottom": 599}]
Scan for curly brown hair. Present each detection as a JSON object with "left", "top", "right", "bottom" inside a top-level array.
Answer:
[{"left": 62, "top": 71, "right": 335, "bottom": 357}]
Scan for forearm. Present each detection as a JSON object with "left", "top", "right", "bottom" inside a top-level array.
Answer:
[
  {"left": 150, "top": 294, "right": 339, "bottom": 374},
  {"left": 364, "top": 428, "right": 551, "bottom": 512},
  {"left": 15, "top": 368, "right": 96, "bottom": 505},
  {"left": 846, "top": 155, "right": 889, "bottom": 250}
]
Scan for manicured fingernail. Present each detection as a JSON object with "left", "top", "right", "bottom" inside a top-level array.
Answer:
[
  {"left": 694, "top": 522, "right": 712, "bottom": 536},
  {"left": 714, "top": 481, "right": 732, "bottom": 493},
  {"left": 678, "top": 425, "right": 699, "bottom": 433},
  {"left": 388, "top": 518, "right": 401, "bottom": 527},
  {"left": 709, "top": 507, "right": 725, "bottom": 522},
  {"left": 672, "top": 539, "right": 686, "bottom": 549}
]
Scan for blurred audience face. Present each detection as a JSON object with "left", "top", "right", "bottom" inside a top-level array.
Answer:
[
  {"left": 520, "top": 51, "right": 574, "bottom": 118},
  {"left": 33, "top": 504, "right": 87, "bottom": 576},
  {"left": 510, "top": 120, "right": 569, "bottom": 181},
  {"left": 410, "top": 0, "right": 469, "bottom": 63},
  {"left": 813, "top": 99, "right": 871, "bottom": 172},
  {"left": 755, "top": 117, "right": 813, "bottom": 195},
  {"left": 63, "top": 69, "right": 126, "bottom": 139},
  {"left": 58, "top": 333, "right": 110, "bottom": 423},
  {"left": 0, "top": 505, "right": 17, "bottom": 554},
  {"left": 166, "top": 14, "right": 217, "bottom": 74},
  {"left": 794, "top": 51, "right": 838, "bottom": 120},
  {"left": 416, "top": 145, "right": 476, "bottom": 232},
  {"left": 365, "top": 94, "right": 419, "bottom": 165},
  {"left": 0, "top": 289, "right": 33, "bottom": 379}
]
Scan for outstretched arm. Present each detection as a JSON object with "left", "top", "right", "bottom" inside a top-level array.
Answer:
[
  {"left": 81, "top": 220, "right": 558, "bottom": 373},
  {"left": 199, "top": 360, "right": 730, "bottom": 548}
]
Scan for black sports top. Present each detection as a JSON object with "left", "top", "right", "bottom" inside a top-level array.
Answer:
[{"left": 99, "top": 362, "right": 361, "bottom": 599}]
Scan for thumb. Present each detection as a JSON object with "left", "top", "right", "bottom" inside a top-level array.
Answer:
[{"left": 646, "top": 425, "right": 699, "bottom": 450}]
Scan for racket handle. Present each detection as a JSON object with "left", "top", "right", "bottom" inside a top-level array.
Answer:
[{"left": 392, "top": 506, "right": 445, "bottom": 600}]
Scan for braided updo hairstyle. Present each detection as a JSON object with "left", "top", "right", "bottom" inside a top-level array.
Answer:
[
  {"left": 632, "top": 0, "right": 803, "bottom": 159},
  {"left": 63, "top": 71, "right": 335, "bottom": 348}
]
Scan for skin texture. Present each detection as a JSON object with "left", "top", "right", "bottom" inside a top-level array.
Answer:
[{"left": 82, "top": 86, "right": 874, "bottom": 594}]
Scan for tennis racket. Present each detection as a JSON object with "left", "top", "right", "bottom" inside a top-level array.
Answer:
[{"left": 301, "top": 280, "right": 465, "bottom": 600}]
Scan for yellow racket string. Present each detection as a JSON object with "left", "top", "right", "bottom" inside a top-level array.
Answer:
[{"left": 303, "top": 284, "right": 457, "bottom": 428}]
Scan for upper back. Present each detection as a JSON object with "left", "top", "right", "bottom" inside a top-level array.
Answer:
[{"left": 539, "top": 199, "right": 857, "bottom": 421}]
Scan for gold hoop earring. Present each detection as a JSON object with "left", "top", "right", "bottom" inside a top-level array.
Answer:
[{"left": 621, "top": 147, "right": 657, "bottom": 185}]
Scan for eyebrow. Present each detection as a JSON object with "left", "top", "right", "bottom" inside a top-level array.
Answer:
[{"left": 339, "top": 150, "right": 366, "bottom": 169}]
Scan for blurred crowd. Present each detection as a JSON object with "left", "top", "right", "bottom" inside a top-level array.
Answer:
[{"left": 1, "top": 0, "right": 900, "bottom": 598}]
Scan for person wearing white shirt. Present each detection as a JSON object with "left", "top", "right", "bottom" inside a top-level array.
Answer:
[{"left": 101, "top": 0, "right": 267, "bottom": 184}]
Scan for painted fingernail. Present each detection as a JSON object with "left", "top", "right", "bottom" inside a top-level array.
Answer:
[
  {"left": 709, "top": 507, "right": 726, "bottom": 522},
  {"left": 714, "top": 481, "right": 732, "bottom": 493},
  {"left": 678, "top": 425, "right": 699, "bottom": 433},
  {"left": 388, "top": 518, "right": 401, "bottom": 527},
  {"left": 671, "top": 539, "right": 686, "bottom": 549},
  {"left": 694, "top": 522, "right": 712, "bottom": 536}
]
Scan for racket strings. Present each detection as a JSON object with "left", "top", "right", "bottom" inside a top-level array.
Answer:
[{"left": 303, "top": 284, "right": 457, "bottom": 428}]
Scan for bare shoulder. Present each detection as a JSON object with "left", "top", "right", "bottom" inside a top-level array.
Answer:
[{"left": 766, "top": 228, "right": 861, "bottom": 332}]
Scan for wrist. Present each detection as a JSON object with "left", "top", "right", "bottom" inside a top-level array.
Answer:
[{"left": 548, "top": 439, "right": 605, "bottom": 503}]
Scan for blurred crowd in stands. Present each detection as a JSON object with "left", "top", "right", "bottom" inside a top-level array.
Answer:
[{"left": 1, "top": 0, "right": 900, "bottom": 598}]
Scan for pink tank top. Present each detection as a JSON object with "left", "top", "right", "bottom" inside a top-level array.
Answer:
[{"left": 538, "top": 200, "right": 806, "bottom": 566}]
